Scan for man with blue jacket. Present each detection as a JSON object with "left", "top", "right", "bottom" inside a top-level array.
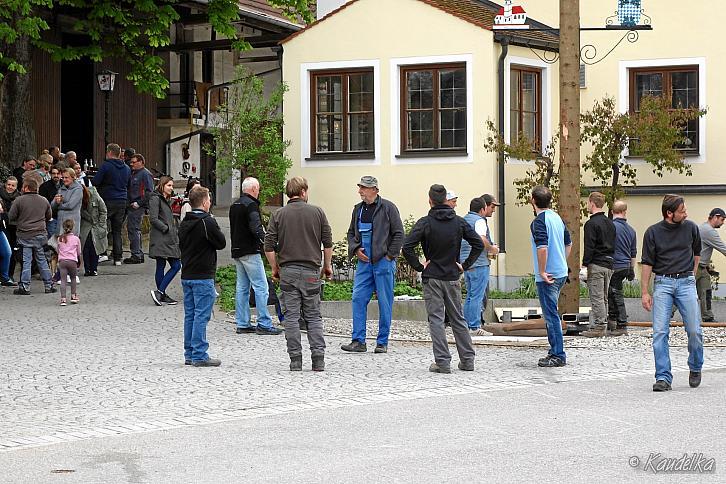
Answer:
[
  {"left": 124, "top": 154, "right": 154, "bottom": 264},
  {"left": 93, "top": 143, "right": 131, "bottom": 266},
  {"left": 342, "top": 176, "right": 404, "bottom": 354}
]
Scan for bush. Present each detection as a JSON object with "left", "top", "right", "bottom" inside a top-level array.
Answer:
[{"left": 215, "top": 264, "right": 237, "bottom": 312}]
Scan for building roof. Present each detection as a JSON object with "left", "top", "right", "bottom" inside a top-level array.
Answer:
[
  {"left": 238, "top": 0, "right": 304, "bottom": 29},
  {"left": 282, "top": 0, "right": 557, "bottom": 48}
]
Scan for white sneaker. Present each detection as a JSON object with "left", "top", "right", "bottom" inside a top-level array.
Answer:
[
  {"left": 66, "top": 275, "right": 71, "bottom": 283},
  {"left": 114, "top": 260, "right": 122, "bottom": 266},
  {"left": 98, "top": 255, "right": 109, "bottom": 263},
  {"left": 76, "top": 276, "right": 80, "bottom": 284}
]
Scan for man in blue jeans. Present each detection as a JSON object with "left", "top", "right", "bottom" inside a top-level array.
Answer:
[
  {"left": 229, "top": 176, "right": 282, "bottom": 335},
  {"left": 460, "top": 195, "right": 500, "bottom": 335},
  {"left": 178, "top": 186, "right": 226, "bottom": 367},
  {"left": 641, "top": 194, "right": 703, "bottom": 392},
  {"left": 529, "top": 186, "right": 572, "bottom": 368},
  {"left": 342, "top": 176, "right": 404, "bottom": 354}
]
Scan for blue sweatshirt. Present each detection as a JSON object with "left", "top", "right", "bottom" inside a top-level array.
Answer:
[
  {"left": 93, "top": 158, "right": 131, "bottom": 202},
  {"left": 613, "top": 217, "right": 637, "bottom": 270}
]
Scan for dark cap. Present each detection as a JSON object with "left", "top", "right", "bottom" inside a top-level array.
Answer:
[
  {"left": 709, "top": 208, "right": 726, "bottom": 218},
  {"left": 123, "top": 147, "right": 136, "bottom": 158},
  {"left": 357, "top": 175, "right": 378, "bottom": 188},
  {"left": 482, "top": 194, "right": 501, "bottom": 206}
]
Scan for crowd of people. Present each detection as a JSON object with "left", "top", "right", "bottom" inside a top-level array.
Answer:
[{"left": 1, "top": 152, "right": 716, "bottom": 389}]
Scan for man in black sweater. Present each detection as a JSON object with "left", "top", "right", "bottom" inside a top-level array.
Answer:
[
  {"left": 229, "top": 177, "right": 282, "bottom": 336},
  {"left": 582, "top": 191, "right": 616, "bottom": 338},
  {"left": 402, "top": 184, "right": 484, "bottom": 373},
  {"left": 641, "top": 194, "right": 703, "bottom": 392},
  {"left": 179, "top": 186, "right": 226, "bottom": 367}
]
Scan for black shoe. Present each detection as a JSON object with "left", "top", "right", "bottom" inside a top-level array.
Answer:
[
  {"left": 161, "top": 293, "right": 177, "bottom": 305},
  {"left": 429, "top": 362, "right": 451, "bottom": 374},
  {"left": 45, "top": 287, "right": 57, "bottom": 294},
  {"left": 653, "top": 380, "right": 672, "bottom": 392},
  {"left": 703, "top": 317, "right": 715, "bottom": 323},
  {"left": 236, "top": 326, "right": 257, "bottom": 334},
  {"left": 184, "top": 360, "right": 191, "bottom": 366},
  {"left": 256, "top": 325, "right": 283, "bottom": 335},
  {"left": 341, "top": 341, "right": 367, "bottom": 352},
  {"left": 13, "top": 287, "right": 31, "bottom": 295},
  {"left": 689, "top": 371, "right": 702, "bottom": 388},
  {"left": 290, "top": 356, "right": 303, "bottom": 372},
  {"left": 84, "top": 271, "right": 98, "bottom": 277},
  {"left": 1, "top": 279, "right": 17, "bottom": 287},
  {"left": 538, "top": 355, "right": 566, "bottom": 367},
  {"left": 151, "top": 290, "right": 163, "bottom": 306},
  {"left": 374, "top": 344, "right": 388, "bottom": 354},
  {"left": 123, "top": 256, "right": 144, "bottom": 264},
  {"left": 192, "top": 358, "right": 221, "bottom": 367},
  {"left": 458, "top": 360, "right": 475, "bottom": 371},
  {"left": 312, "top": 355, "right": 325, "bottom": 372}
]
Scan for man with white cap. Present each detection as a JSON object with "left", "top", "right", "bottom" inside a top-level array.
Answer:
[
  {"left": 445, "top": 190, "right": 458, "bottom": 209},
  {"left": 342, "top": 176, "right": 404, "bottom": 353}
]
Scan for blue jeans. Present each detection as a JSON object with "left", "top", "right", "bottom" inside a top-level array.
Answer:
[
  {"left": 234, "top": 254, "right": 273, "bottom": 329},
  {"left": 351, "top": 257, "right": 396, "bottom": 345},
  {"left": 155, "top": 258, "right": 181, "bottom": 294},
  {"left": 536, "top": 276, "right": 567, "bottom": 361},
  {"left": 17, "top": 234, "right": 53, "bottom": 291},
  {"left": 652, "top": 274, "right": 704, "bottom": 384},
  {"left": 0, "top": 231, "right": 11, "bottom": 281},
  {"left": 182, "top": 278, "right": 216, "bottom": 362},
  {"left": 463, "top": 265, "right": 490, "bottom": 329},
  {"left": 46, "top": 219, "right": 58, "bottom": 240}
]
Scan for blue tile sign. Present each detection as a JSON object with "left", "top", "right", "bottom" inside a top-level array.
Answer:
[{"left": 618, "top": 0, "right": 642, "bottom": 27}]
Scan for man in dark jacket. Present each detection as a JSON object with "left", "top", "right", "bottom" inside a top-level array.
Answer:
[
  {"left": 342, "top": 176, "right": 404, "bottom": 354},
  {"left": 608, "top": 200, "right": 637, "bottom": 335},
  {"left": 581, "top": 191, "right": 616, "bottom": 338},
  {"left": 179, "top": 186, "right": 226, "bottom": 367},
  {"left": 12, "top": 156, "right": 36, "bottom": 191},
  {"left": 93, "top": 143, "right": 131, "bottom": 265},
  {"left": 229, "top": 177, "right": 282, "bottom": 335},
  {"left": 124, "top": 154, "right": 154, "bottom": 264},
  {"left": 402, "top": 184, "right": 484, "bottom": 373},
  {"left": 7, "top": 177, "right": 55, "bottom": 295}
]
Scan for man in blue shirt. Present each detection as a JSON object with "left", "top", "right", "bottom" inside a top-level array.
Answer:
[
  {"left": 529, "top": 186, "right": 572, "bottom": 367},
  {"left": 608, "top": 200, "right": 637, "bottom": 335}
]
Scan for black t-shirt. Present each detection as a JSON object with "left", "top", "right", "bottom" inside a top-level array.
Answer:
[{"left": 641, "top": 220, "right": 701, "bottom": 274}]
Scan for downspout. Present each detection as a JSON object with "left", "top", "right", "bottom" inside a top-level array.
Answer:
[{"left": 497, "top": 36, "right": 509, "bottom": 289}]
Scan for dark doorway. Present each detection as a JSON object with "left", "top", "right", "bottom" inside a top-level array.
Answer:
[{"left": 60, "top": 35, "right": 95, "bottom": 163}]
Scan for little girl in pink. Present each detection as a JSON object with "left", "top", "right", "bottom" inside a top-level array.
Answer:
[{"left": 57, "top": 219, "right": 82, "bottom": 306}]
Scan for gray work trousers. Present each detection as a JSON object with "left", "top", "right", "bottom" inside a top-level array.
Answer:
[
  {"left": 587, "top": 263, "right": 613, "bottom": 326},
  {"left": 423, "top": 278, "right": 475, "bottom": 367},
  {"left": 696, "top": 265, "right": 713, "bottom": 320},
  {"left": 126, "top": 206, "right": 145, "bottom": 259},
  {"left": 279, "top": 264, "right": 326, "bottom": 358}
]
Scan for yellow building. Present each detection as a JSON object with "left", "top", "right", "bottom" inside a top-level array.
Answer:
[{"left": 281, "top": 0, "right": 722, "bottom": 289}]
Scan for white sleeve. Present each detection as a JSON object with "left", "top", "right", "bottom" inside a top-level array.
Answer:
[{"left": 474, "top": 218, "right": 487, "bottom": 236}]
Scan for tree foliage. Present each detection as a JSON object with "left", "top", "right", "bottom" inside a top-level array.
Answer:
[
  {"left": 485, "top": 95, "right": 707, "bottom": 210},
  {"left": 581, "top": 95, "right": 706, "bottom": 205},
  {"left": 207, "top": 66, "right": 292, "bottom": 205},
  {"left": 0, "top": 0, "right": 314, "bottom": 98}
]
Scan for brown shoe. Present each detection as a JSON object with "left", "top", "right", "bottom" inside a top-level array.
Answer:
[
  {"left": 609, "top": 325, "right": 629, "bottom": 337},
  {"left": 582, "top": 325, "right": 607, "bottom": 338}
]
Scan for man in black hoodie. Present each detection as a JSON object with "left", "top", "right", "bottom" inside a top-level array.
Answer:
[
  {"left": 178, "top": 186, "right": 226, "bottom": 367},
  {"left": 402, "top": 184, "right": 484, "bottom": 373}
]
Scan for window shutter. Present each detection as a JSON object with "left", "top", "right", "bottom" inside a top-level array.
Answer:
[{"left": 579, "top": 64, "right": 586, "bottom": 89}]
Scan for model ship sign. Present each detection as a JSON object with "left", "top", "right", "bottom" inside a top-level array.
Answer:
[{"left": 493, "top": 0, "right": 530, "bottom": 30}]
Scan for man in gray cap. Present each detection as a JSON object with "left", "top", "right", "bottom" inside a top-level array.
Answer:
[
  {"left": 342, "top": 176, "right": 404, "bottom": 353},
  {"left": 698, "top": 207, "right": 726, "bottom": 321}
]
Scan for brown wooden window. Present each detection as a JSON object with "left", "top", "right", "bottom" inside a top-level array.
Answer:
[
  {"left": 510, "top": 66, "right": 542, "bottom": 150},
  {"left": 310, "top": 69, "right": 374, "bottom": 157},
  {"left": 401, "top": 64, "right": 467, "bottom": 153},
  {"left": 629, "top": 65, "right": 700, "bottom": 153}
]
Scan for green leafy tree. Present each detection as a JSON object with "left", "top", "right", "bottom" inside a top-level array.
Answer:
[
  {"left": 581, "top": 95, "right": 706, "bottom": 206},
  {"left": 206, "top": 66, "right": 292, "bottom": 205}
]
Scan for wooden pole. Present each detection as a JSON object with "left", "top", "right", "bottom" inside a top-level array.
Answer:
[{"left": 558, "top": 0, "right": 581, "bottom": 314}]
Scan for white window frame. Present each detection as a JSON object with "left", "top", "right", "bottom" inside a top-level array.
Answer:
[
  {"left": 390, "top": 54, "right": 474, "bottom": 165},
  {"left": 504, "top": 55, "right": 552, "bottom": 164},
  {"left": 619, "top": 57, "right": 707, "bottom": 163},
  {"left": 300, "top": 59, "right": 381, "bottom": 167}
]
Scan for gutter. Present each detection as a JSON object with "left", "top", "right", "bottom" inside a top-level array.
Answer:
[{"left": 497, "top": 36, "right": 509, "bottom": 253}]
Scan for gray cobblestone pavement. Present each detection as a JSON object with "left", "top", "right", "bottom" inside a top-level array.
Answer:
[{"left": 1, "top": 254, "right": 725, "bottom": 457}]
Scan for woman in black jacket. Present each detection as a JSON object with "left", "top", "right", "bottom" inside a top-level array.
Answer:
[{"left": 148, "top": 176, "right": 181, "bottom": 306}]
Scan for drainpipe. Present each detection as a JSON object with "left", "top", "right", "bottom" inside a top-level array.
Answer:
[{"left": 497, "top": 36, "right": 509, "bottom": 290}]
